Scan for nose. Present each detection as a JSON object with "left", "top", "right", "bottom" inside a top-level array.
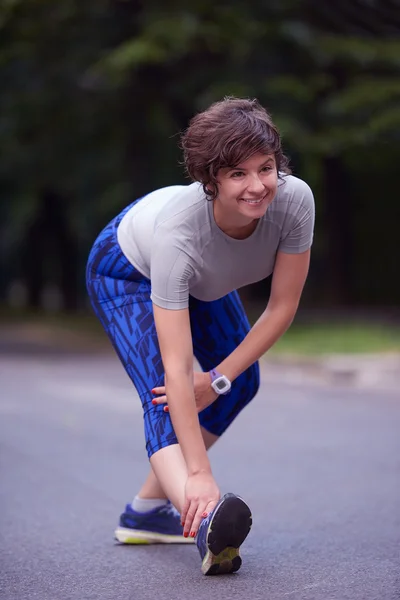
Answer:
[{"left": 246, "top": 173, "right": 265, "bottom": 195}]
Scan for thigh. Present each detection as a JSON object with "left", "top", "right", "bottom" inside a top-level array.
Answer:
[
  {"left": 189, "top": 292, "right": 260, "bottom": 437},
  {"left": 89, "top": 276, "right": 178, "bottom": 458},
  {"left": 86, "top": 213, "right": 178, "bottom": 458},
  {"left": 87, "top": 271, "right": 164, "bottom": 400}
]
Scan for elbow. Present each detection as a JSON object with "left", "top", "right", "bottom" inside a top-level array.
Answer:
[
  {"left": 264, "top": 302, "right": 298, "bottom": 335},
  {"left": 286, "top": 304, "right": 298, "bottom": 325},
  {"left": 284, "top": 306, "right": 298, "bottom": 329},
  {"left": 267, "top": 300, "right": 299, "bottom": 323}
]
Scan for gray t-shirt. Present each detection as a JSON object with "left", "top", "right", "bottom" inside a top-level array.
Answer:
[{"left": 117, "top": 175, "right": 315, "bottom": 309}]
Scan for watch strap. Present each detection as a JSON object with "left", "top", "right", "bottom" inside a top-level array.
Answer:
[{"left": 209, "top": 368, "right": 222, "bottom": 382}]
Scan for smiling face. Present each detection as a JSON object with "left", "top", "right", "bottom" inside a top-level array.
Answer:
[{"left": 213, "top": 152, "right": 278, "bottom": 231}]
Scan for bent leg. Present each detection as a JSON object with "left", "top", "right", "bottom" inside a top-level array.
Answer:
[{"left": 189, "top": 291, "right": 260, "bottom": 437}]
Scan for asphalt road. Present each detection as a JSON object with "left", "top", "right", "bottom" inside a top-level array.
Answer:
[{"left": 1, "top": 355, "right": 399, "bottom": 600}]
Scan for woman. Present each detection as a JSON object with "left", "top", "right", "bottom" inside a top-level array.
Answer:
[{"left": 86, "top": 97, "right": 315, "bottom": 576}]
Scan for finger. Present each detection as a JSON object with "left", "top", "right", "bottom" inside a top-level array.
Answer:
[
  {"left": 183, "top": 502, "right": 198, "bottom": 537},
  {"left": 151, "top": 396, "right": 167, "bottom": 405},
  {"left": 181, "top": 498, "right": 190, "bottom": 533},
  {"left": 190, "top": 503, "right": 210, "bottom": 537},
  {"left": 202, "top": 499, "right": 219, "bottom": 519},
  {"left": 163, "top": 406, "right": 169, "bottom": 412},
  {"left": 151, "top": 386, "right": 165, "bottom": 395}
]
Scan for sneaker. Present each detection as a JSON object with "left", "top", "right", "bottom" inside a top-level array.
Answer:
[
  {"left": 196, "top": 493, "right": 252, "bottom": 575},
  {"left": 114, "top": 501, "right": 195, "bottom": 544}
]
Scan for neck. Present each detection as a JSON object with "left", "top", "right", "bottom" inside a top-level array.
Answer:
[{"left": 212, "top": 201, "right": 258, "bottom": 240}]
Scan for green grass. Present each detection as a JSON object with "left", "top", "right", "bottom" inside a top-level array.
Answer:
[
  {"left": 269, "top": 323, "right": 400, "bottom": 355},
  {"left": 1, "top": 307, "right": 400, "bottom": 355}
]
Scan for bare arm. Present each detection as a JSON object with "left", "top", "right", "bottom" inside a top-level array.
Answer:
[
  {"left": 216, "top": 249, "right": 311, "bottom": 380},
  {"left": 152, "top": 304, "right": 211, "bottom": 476},
  {"left": 153, "top": 304, "right": 220, "bottom": 534}
]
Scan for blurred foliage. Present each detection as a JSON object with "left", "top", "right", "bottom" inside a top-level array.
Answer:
[
  {"left": 271, "top": 322, "right": 400, "bottom": 355},
  {"left": 0, "top": 0, "right": 399, "bottom": 309}
]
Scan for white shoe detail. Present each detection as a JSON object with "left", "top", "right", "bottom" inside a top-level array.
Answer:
[{"left": 114, "top": 526, "right": 195, "bottom": 544}]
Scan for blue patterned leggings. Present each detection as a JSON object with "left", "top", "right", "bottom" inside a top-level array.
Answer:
[{"left": 86, "top": 200, "right": 260, "bottom": 458}]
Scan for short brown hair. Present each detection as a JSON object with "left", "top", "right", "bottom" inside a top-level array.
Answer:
[{"left": 181, "top": 97, "right": 291, "bottom": 200}]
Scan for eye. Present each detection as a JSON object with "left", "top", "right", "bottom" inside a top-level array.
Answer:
[
  {"left": 261, "top": 166, "right": 273, "bottom": 172},
  {"left": 231, "top": 171, "right": 245, "bottom": 178}
]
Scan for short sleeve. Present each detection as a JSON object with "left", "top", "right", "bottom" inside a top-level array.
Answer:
[
  {"left": 279, "top": 180, "right": 315, "bottom": 254},
  {"left": 150, "top": 232, "right": 194, "bottom": 310}
]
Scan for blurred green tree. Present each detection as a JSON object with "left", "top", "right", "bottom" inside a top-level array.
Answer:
[{"left": 0, "top": 0, "right": 399, "bottom": 309}]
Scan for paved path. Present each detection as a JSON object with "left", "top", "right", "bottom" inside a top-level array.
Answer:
[{"left": 1, "top": 356, "right": 399, "bottom": 600}]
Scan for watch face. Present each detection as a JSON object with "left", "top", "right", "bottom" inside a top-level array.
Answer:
[{"left": 216, "top": 379, "right": 227, "bottom": 391}]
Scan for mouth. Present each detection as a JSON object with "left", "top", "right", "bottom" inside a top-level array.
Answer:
[{"left": 239, "top": 194, "right": 267, "bottom": 206}]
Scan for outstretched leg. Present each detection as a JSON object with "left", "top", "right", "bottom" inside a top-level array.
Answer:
[{"left": 86, "top": 203, "right": 193, "bottom": 543}]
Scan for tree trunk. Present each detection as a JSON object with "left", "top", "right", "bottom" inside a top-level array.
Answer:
[
  {"left": 322, "top": 155, "right": 355, "bottom": 306},
  {"left": 21, "top": 189, "right": 79, "bottom": 311}
]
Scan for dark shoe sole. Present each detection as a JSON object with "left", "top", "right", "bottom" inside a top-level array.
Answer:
[{"left": 201, "top": 493, "right": 252, "bottom": 576}]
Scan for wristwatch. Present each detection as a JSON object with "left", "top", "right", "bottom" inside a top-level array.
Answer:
[{"left": 209, "top": 368, "right": 231, "bottom": 395}]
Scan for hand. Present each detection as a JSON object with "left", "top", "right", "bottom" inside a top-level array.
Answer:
[
  {"left": 151, "top": 371, "right": 218, "bottom": 413},
  {"left": 182, "top": 471, "right": 220, "bottom": 537}
]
